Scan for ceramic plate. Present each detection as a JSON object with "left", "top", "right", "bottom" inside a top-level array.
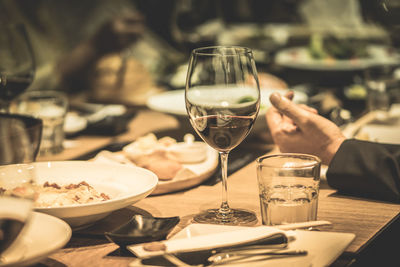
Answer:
[
  {"left": 358, "top": 124, "right": 400, "bottom": 144},
  {"left": 275, "top": 45, "right": 400, "bottom": 71},
  {"left": 146, "top": 88, "right": 307, "bottom": 117},
  {"left": 146, "top": 88, "right": 307, "bottom": 134},
  {"left": 0, "top": 212, "right": 71, "bottom": 267},
  {"left": 151, "top": 146, "right": 219, "bottom": 195},
  {"left": 5, "top": 161, "right": 158, "bottom": 229}
]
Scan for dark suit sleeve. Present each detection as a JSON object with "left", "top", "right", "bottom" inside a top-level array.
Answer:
[{"left": 326, "top": 139, "right": 400, "bottom": 202}]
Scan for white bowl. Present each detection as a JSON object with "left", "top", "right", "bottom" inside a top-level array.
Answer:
[{"left": 0, "top": 161, "right": 158, "bottom": 229}]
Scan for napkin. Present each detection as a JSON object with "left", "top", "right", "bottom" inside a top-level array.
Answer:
[{"left": 128, "top": 225, "right": 288, "bottom": 259}]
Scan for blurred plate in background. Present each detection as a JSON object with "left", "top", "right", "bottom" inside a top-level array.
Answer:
[
  {"left": 275, "top": 45, "right": 400, "bottom": 71},
  {"left": 146, "top": 88, "right": 307, "bottom": 117},
  {"left": 146, "top": 88, "right": 308, "bottom": 133}
]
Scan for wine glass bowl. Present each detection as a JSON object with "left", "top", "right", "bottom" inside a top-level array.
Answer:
[
  {"left": 185, "top": 46, "right": 260, "bottom": 225},
  {"left": 0, "top": 24, "right": 35, "bottom": 112}
]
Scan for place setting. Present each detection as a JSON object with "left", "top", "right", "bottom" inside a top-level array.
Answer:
[
  {"left": 97, "top": 46, "right": 355, "bottom": 266},
  {"left": 0, "top": 44, "right": 359, "bottom": 267}
]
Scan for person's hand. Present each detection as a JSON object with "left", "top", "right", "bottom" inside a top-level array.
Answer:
[
  {"left": 265, "top": 91, "right": 346, "bottom": 165},
  {"left": 91, "top": 12, "right": 145, "bottom": 55}
]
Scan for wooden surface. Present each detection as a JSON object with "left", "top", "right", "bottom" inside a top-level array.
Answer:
[{"left": 34, "top": 110, "right": 400, "bottom": 267}]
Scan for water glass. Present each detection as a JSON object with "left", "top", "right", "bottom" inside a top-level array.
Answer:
[
  {"left": 256, "top": 153, "right": 321, "bottom": 226},
  {"left": 12, "top": 90, "right": 68, "bottom": 155}
]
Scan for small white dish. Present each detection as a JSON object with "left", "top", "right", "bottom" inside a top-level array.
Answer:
[
  {"left": 0, "top": 212, "right": 71, "bottom": 267},
  {"left": 64, "top": 112, "right": 88, "bottom": 135}
]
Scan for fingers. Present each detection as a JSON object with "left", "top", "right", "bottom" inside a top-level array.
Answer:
[
  {"left": 284, "top": 90, "right": 294, "bottom": 100},
  {"left": 269, "top": 92, "right": 310, "bottom": 126},
  {"left": 265, "top": 105, "right": 283, "bottom": 129},
  {"left": 299, "top": 104, "right": 318, "bottom": 114}
]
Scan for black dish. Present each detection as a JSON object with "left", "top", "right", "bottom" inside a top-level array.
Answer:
[{"left": 105, "top": 215, "right": 180, "bottom": 247}]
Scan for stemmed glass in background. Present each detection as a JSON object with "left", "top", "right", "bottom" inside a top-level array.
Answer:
[
  {"left": 185, "top": 46, "right": 260, "bottom": 225},
  {"left": 0, "top": 114, "right": 42, "bottom": 262},
  {"left": 0, "top": 24, "right": 35, "bottom": 112}
]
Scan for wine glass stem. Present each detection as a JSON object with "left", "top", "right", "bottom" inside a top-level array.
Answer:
[{"left": 218, "top": 151, "right": 232, "bottom": 218}]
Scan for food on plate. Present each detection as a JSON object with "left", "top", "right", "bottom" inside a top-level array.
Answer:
[
  {"left": 122, "top": 133, "right": 183, "bottom": 180},
  {"left": 1, "top": 181, "right": 110, "bottom": 208},
  {"left": 92, "top": 133, "right": 206, "bottom": 181},
  {"left": 35, "top": 181, "right": 110, "bottom": 208},
  {"left": 132, "top": 149, "right": 183, "bottom": 180},
  {"left": 167, "top": 134, "right": 208, "bottom": 163},
  {"left": 308, "top": 34, "right": 369, "bottom": 60},
  {"left": 92, "top": 150, "right": 136, "bottom": 166}
]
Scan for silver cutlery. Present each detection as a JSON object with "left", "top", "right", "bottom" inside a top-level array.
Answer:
[{"left": 208, "top": 249, "right": 308, "bottom": 265}]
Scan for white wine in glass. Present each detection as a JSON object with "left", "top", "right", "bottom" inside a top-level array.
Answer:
[{"left": 185, "top": 46, "right": 260, "bottom": 225}]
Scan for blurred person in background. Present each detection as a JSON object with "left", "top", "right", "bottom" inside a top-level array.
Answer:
[
  {"left": 266, "top": 91, "right": 400, "bottom": 203},
  {"left": 0, "top": 0, "right": 183, "bottom": 106}
]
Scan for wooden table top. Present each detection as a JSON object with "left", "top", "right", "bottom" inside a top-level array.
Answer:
[{"left": 35, "top": 109, "right": 400, "bottom": 267}]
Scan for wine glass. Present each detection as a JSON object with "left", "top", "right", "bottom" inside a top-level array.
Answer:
[
  {"left": 0, "top": 24, "right": 35, "bottom": 112},
  {"left": 0, "top": 114, "right": 42, "bottom": 262},
  {"left": 185, "top": 46, "right": 260, "bottom": 225}
]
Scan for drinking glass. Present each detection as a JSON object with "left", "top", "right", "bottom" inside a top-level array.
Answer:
[
  {"left": 0, "top": 114, "right": 42, "bottom": 262},
  {"left": 12, "top": 90, "right": 68, "bottom": 156},
  {"left": 0, "top": 24, "right": 35, "bottom": 112},
  {"left": 185, "top": 46, "right": 260, "bottom": 225},
  {"left": 256, "top": 153, "right": 321, "bottom": 226}
]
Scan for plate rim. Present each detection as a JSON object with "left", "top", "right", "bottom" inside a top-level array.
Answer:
[
  {"left": 0, "top": 211, "right": 71, "bottom": 267},
  {"left": 151, "top": 146, "right": 219, "bottom": 195},
  {"left": 146, "top": 88, "right": 308, "bottom": 117},
  {"left": 275, "top": 45, "right": 400, "bottom": 71}
]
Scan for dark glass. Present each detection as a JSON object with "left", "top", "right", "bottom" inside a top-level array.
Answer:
[
  {"left": 0, "top": 218, "right": 25, "bottom": 254},
  {"left": 0, "top": 113, "right": 42, "bottom": 165},
  {"left": 0, "top": 113, "right": 41, "bottom": 261},
  {"left": 0, "top": 24, "right": 35, "bottom": 112}
]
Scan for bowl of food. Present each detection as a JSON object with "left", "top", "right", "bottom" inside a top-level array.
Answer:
[{"left": 0, "top": 161, "right": 158, "bottom": 229}]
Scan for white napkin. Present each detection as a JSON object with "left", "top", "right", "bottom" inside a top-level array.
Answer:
[{"left": 128, "top": 225, "right": 287, "bottom": 258}]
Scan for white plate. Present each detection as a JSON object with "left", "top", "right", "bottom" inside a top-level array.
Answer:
[
  {"left": 0, "top": 161, "right": 158, "bottom": 229},
  {"left": 0, "top": 212, "right": 71, "bottom": 267},
  {"left": 169, "top": 224, "right": 355, "bottom": 267},
  {"left": 275, "top": 45, "right": 400, "bottom": 71},
  {"left": 358, "top": 124, "right": 400, "bottom": 144},
  {"left": 152, "top": 146, "right": 219, "bottom": 195},
  {"left": 146, "top": 88, "right": 307, "bottom": 134},
  {"left": 64, "top": 112, "right": 88, "bottom": 135},
  {"left": 146, "top": 88, "right": 307, "bottom": 117}
]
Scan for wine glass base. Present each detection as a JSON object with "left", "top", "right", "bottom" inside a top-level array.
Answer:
[{"left": 193, "top": 208, "right": 257, "bottom": 226}]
